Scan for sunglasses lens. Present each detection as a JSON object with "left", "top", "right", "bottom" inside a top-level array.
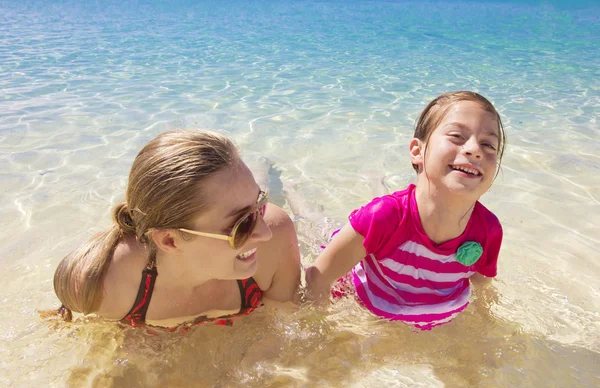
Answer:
[
  {"left": 260, "top": 203, "right": 267, "bottom": 216},
  {"left": 231, "top": 191, "right": 269, "bottom": 249},
  {"left": 232, "top": 211, "right": 258, "bottom": 249}
]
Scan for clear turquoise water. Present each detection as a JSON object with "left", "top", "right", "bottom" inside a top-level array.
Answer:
[{"left": 1, "top": 1, "right": 599, "bottom": 386}]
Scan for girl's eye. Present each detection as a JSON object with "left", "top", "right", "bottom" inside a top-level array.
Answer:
[{"left": 483, "top": 143, "right": 497, "bottom": 150}]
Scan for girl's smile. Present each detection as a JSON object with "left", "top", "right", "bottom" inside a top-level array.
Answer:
[
  {"left": 416, "top": 100, "right": 500, "bottom": 200},
  {"left": 449, "top": 164, "right": 483, "bottom": 176}
]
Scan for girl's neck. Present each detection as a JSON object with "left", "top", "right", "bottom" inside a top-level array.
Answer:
[{"left": 414, "top": 180, "right": 476, "bottom": 244}]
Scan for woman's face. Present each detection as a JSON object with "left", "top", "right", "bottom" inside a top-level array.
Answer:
[{"left": 177, "top": 160, "right": 273, "bottom": 280}]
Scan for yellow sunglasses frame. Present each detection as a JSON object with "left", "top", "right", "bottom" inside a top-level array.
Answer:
[{"left": 179, "top": 190, "right": 268, "bottom": 249}]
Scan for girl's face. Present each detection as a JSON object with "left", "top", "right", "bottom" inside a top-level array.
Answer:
[
  {"left": 414, "top": 100, "right": 500, "bottom": 200},
  {"left": 176, "top": 161, "right": 273, "bottom": 280}
]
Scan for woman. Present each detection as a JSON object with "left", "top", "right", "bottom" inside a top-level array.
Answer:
[{"left": 53, "top": 130, "right": 301, "bottom": 332}]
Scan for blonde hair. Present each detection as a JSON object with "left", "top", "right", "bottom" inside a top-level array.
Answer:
[
  {"left": 53, "top": 130, "right": 239, "bottom": 320},
  {"left": 412, "top": 91, "right": 506, "bottom": 174}
]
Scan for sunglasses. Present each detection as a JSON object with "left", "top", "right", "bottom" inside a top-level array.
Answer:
[{"left": 179, "top": 190, "right": 269, "bottom": 249}]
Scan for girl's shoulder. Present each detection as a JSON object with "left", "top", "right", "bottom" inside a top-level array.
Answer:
[
  {"left": 349, "top": 185, "right": 415, "bottom": 246},
  {"left": 353, "top": 184, "right": 414, "bottom": 218},
  {"left": 364, "top": 183, "right": 414, "bottom": 206},
  {"left": 473, "top": 201, "right": 502, "bottom": 231}
]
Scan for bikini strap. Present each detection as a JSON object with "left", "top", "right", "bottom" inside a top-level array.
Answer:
[
  {"left": 236, "top": 277, "right": 263, "bottom": 312},
  {"left": 120, "top": 266, "right": 158, "bottom": 327},
  {"left": 146, "top": 252, "right": 157, "bottom": 270}
]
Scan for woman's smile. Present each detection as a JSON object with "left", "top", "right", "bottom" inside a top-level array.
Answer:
[{"left": 236, "top": 247, "right": 257, "bottom": 262}]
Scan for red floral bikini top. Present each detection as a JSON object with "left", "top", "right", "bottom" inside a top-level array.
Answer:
[{"left": 120, "top": 263, "right": 263, "bottom": 334}]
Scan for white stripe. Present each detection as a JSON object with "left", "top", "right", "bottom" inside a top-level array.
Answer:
[
  {"left": 365, "top": 254, "right": 462, "bottom": 296},
  {"left": 356, "top": 266, "right": 472, "bottom": 316},
  {"left": 367, "top": 253, "right": 392, "bottom": 283},
  {"left": 398, "top": 240, "right": 457, "bottom": 263},
  {"left": 355, "top": 266, "right": 412, "bottom": 312},
  {"left": 354, "top": 262, "right": 407, "bottom": 304},
  {"left": 380, "top": 259, "right": 474, "bottom": 283},
  {"left": 409, "top": 313, "right": 459, "bottom": 326},
  {"left": 386, "top": 274, "right": 462, "bottom": 296}
]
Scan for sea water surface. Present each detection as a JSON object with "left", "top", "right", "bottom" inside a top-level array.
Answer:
[{"left": 1, "top": 0, "right": 599, "bottom": 386}]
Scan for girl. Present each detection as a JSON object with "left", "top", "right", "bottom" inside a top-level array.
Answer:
[
  {"left": 305, "top": 91, "right": 506, "bottom": 330},
  {"left": 52, "top": 130, "right": 301, "bottom": 333}
]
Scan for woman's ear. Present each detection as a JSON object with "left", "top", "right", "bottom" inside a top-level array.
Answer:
[
  {"left": 151, "top": 229, "right": 180, "bottom": 253},
  {"left": 409, "top": 138, "right": 424, "bottom": 168}
]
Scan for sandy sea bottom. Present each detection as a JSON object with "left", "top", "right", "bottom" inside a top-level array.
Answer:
[{"left": 1, "top": 0, "right": 599, "bottom": 386}]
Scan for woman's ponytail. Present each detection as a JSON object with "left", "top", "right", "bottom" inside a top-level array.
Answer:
[
  {"left": 52, "top": 201, "right": 138, "bottom": 318},
  {"left": 113, "top": 202, "right": 137, "bottom": 235}
]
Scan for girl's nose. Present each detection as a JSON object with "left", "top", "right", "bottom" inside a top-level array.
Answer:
[{"left": 463, "top": 137, "right": 482, "bottom": 158}]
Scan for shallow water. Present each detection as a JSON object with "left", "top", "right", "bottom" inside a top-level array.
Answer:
[{"left": 1, "top": 0, "right": 599, "bottom": 386}]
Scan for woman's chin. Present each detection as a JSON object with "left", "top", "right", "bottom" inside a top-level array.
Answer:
[{"left": 234, "top": 253, "right": 259, "bottom": 278}]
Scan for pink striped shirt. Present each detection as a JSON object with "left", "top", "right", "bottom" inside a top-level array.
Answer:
[{"left": 348, "top": 184, "right": 502, "bottom": 330}]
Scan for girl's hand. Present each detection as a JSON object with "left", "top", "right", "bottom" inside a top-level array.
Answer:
[{"left": 305, "top": 223, "right": 366, "bottom": 304}]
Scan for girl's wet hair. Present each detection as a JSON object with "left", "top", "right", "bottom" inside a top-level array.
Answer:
[
  {"left": 412, "top": 91, "right": 506, "bottom": 174},
  {"left": 53, "top": 130, "right": 239, "bottom": 319}
]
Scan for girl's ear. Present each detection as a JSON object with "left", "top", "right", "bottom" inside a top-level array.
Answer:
[
  {"left": 409, "top": 138, "right": 424, "bottom": 167},
  {"left": 151, "top": 229, "right": 180, "bottom": 253}
]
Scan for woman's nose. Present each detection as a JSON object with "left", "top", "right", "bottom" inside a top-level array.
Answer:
[{"left": 250, "top": 210, "right": 273, "bottom": 243}]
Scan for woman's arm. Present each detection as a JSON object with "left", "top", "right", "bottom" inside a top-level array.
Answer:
[
  {"left": 305, "top": 223, "right": 366, "bottom": 303},
  {"left": 255, "top": 204, "right": 302, "bottom": 303}
]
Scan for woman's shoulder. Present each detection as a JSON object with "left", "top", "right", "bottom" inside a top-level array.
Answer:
[
  {"left": 96, "top": 236, "right": 148, "bottom": 320},
  {"left": 252, "top": 203, "right": 301, "bottom": 300},
  {"left": 263, "top": 202, "right": 294, "bottom": 228},
  {"left": 260, "top": 203, "right": 299, "bottom": 251},
  {"left": 254, "top": 202, "right": 297, "bottom": 277}
]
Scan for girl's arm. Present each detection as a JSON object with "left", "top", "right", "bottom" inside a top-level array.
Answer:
[
  {"left": 305, "top": 223, "right": 366, "bottom": 303},
  {"left": 471, "top": 272, "right": 493, "bottom": 285}
]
